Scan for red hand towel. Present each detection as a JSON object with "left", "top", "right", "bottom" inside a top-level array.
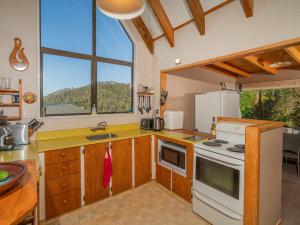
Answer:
[{"left": 103, "top": 144, "right": 112, "bottom": 188}]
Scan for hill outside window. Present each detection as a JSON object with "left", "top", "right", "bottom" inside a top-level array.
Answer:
[{"left": 40, "top": 0, "right": 134, "bottom": 117}]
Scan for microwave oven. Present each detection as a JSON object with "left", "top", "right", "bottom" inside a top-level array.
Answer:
[{"left": 158, "top": 140, "right": 186, "bottom": 174}]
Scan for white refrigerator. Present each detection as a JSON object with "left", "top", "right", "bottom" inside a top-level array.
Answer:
[{"left": 195, "top": 91, "right": 241, "bottom": 133}]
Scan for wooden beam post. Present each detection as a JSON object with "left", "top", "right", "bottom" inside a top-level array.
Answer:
[
  {"left": 285, "top": 47, "right": 300, "bottom": 64},
  {"left": 149, "top": 0, "right": 174, "bottom": 47},
  {"left": 214, "top": 62, "right": 251, "bottom": 78},
  {"left": 132, "top": 17, "right": 154, "bottom": 54},
  {"left": 186, "top": 0, "right": 205, "bottom": 35},
  {"left": 244, "top": 55, "right": 277, "bottom": 74},
  {"left": 239, "top": 0, "right": 254, "bottom": 17},
  {"left": 160, "top": 72, "right": 167, "bottom": 117}
]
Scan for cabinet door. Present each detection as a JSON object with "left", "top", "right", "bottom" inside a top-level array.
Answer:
[
  {"left": 156, "top": 164, "right": 171, "bottom": 190},
  {"left": 111, "top": 139, "right": 132, "bottom": 195},
  {"left": 84, "top": 143, "right": 110, "bottom": 204},
  {"left": 172, "top": 171, "right": 192, "bottom": 202},
  {"left": 134, "top": 136, "right": 152, "bottom": 187}
]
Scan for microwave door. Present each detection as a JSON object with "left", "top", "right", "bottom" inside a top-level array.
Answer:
[{"left": 160, "top": 145, "right": 186, "bottom": 174}]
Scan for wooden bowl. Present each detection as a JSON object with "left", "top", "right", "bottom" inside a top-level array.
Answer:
[{"left": 0, "top": 162, "right": 28, "bottom": 195}]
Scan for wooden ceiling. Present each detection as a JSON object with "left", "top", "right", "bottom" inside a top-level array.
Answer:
[
  {"left": 132, "top": 0, "right": 253, "bottom": 54},
  {"left": 203, "top": 44, "right": 300, "bottom": 79}
]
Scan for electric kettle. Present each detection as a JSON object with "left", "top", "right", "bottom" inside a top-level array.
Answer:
[{"left": 152, "top": 109, "right": 164, "bottom": 131}]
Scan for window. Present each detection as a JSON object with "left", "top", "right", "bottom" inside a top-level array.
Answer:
[
  {"left": 40, "top": 0, "right": 134, "bottom": 116},
  {"left": 240, "top": 88, "right": 300, "bottom": 128}
]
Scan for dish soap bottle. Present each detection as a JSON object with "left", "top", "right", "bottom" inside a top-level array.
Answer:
[
  {"left": 92, "top": 104, "right": 97, "bottom": 115},
  {"left": 210, "top": 117, "right": 216, "bottom": 136}
]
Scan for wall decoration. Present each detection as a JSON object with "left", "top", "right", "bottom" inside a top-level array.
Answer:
[
  {"left": 23, "top": 92, "right": 37, "bottom": 104},
  {"left": 9, "top": 38, "right": 29, "bottom": 71}
]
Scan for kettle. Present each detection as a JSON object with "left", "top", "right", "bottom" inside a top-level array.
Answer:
[
  {"left": 153, "top": 117, "right": 164, "bottom": 131},
  {"left": 152, "top": 109, "right": 164, "bottom": 131}
]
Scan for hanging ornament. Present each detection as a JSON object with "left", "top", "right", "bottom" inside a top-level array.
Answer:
[
  {"left": 9, "top": 38, "right": 29, "bottom": 71},
  {"left": 23, "top": 92, "right": 37, "bottom": 104}
]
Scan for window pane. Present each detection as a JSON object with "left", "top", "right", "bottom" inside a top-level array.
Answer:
[
  {"left": 43, "top": 54, "right": 91, "bottom": 115},
  {"left": 41, "top": 0, "right": 92, "bottom": 54},
  {"left": 96, "top": 10, "right": 133, "bottom": 62},
  {"left": 97, "top": 62, "right": 132, "bottom": 113}
]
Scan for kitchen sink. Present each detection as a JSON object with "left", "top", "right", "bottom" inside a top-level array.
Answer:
[{"left": 86, "top": 133, "right": 118, "bottom": 141}]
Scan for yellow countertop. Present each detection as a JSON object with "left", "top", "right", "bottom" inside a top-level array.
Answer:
[
  {"left": 0, "top": 142, "right": 38, "bottom": 163},
  {"left": 0, "top": 123, "right": 207, "bottom": 162},
  {"left": 36, "top": 123, "right": 206, "bottom": 153}
]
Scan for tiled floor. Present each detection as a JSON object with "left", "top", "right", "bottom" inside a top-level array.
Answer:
[
  {"left": 282, "top": 164, "right": 300, "bottom": 225},
  {"left": 42, "top": 182, "right": 210, "bottom": 225}
]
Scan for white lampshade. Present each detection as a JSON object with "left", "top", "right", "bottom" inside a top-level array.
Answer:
[{"left": 96, "top": 0, "right": 145, "bottom": 20}]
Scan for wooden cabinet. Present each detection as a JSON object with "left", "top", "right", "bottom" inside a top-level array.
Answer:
[
  {"left": 84, "top": 143, "right": 110, "bottom": 204},
  {"left": 134, "top": 136, "right": 152, "bottom": 187},
  {"left": 111, "top": 139, "right": 133, "bottom": 195},
  {"left": 156, "top": 164, "right": 171, "bottom": 190},
  {"left": 156, "top": 164, "right": 192, "bottom": 202},
  {"left": 172, "top": 171, "right": 192, "bottom": 202},
  {"left": 44, "top": 147, "right": 81, "bottom": 219}
]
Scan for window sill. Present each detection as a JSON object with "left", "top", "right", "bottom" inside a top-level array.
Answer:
[{"left": 39, "top": 112, "right": 136, "bottom": 120}]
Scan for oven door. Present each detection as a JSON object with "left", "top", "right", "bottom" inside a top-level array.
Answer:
[
  {"left": 193, "top": 148, "right": 244, "bottom": 215},
  {"left": 158, "top": 141, "right": 186, "bottom": 174}
]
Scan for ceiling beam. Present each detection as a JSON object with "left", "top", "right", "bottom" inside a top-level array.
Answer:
[
  {"left": 214, "top": 62, "right": 251, "bottom": 78},
  {"left": 203, "top": 65, "right": 237, "bottom": 79},
  {"left": 285, "top": 47, "right": 300, "bottom": 64},
  {"left": 132, "top": 17, "right": 154, "bottom": 54},
  {"left": 149, "top": 0, "right": 174, "bottom": 47},
  {"left": 244, "top": 55, "right": 277, "bottom": 74},
  {"left": 186, "top": 0, "right": 205, "bottom": 35},
  {"left": 239, "top": 0, "right": 254, "bottom": 17}
]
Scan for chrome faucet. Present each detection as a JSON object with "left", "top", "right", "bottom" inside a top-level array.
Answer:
[{"left": 91, "top": 122, "right": 107, "bottom": 132}]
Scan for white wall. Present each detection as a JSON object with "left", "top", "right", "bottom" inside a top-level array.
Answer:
[
  {"left": 0, "top": 0, "right": 154, "bottom": 131},
  {"left": 166, "top": 75, "right": 221, "bottom": 129},
  {"left": 153, "top": 0, "right": 300, "bottom": 70}
]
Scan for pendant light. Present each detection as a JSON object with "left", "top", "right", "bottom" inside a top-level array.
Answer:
[{"left": 96, "top": 0, "right": 145, "bottom": 20}]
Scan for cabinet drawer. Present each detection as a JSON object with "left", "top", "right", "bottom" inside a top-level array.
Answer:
[
  {"left": 45, "top": 160, "right": 80, "bottom": 180},
  {"left": 45, "top": 189, "right": 81, "bottom": 219},
  {"left": 45, "top": 173, "right": 80, "bottom": 197},
  {"left": 45, "top": 147, "right": 80, "bottom": 165}
]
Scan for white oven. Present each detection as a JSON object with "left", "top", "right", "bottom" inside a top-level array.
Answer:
[
  {"left": 193, "top": 147, "right": 244, "bottom": 224},
  {"left": 158, "top": 140, "right": 186, "bottom": 175}
]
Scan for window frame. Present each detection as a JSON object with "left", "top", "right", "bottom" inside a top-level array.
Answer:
[{"left": 39, "top": 0, "right": 134, "bottom": 117}]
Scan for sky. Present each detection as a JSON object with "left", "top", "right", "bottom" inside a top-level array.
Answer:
[{"left": 41, "top": 0, "right": 133, "bottom": 96}]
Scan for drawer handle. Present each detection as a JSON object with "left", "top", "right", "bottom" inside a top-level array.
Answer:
[
  {"left": 60, "top": 152, "right": 67, "bottom": 157},
  {"left": 61, "top": 166, "right": 67, "bottom": 171},
  {"left": 62, "top": 200, "right": 67, "bottom": 205},
  {"left": 61, "top": 183, "right": 67, "bottom": 188}
]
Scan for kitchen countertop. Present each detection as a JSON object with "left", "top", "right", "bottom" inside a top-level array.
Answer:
[
  {"left": 0, "top": 142, "right": 38, "bottom": 163},
  {"left": 37, "top": 127, "right": 207, "bottom": 153},
  {"left": 0, "top": 123, "right": 208, "bottom": 162}
]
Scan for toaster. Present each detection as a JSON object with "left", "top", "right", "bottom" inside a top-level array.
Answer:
[{"left": 140, "top": 118, "right": 154, "bottom": 130}]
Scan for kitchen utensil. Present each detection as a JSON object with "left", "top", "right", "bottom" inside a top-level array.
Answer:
[
  {"left": 0, "top": 162, "right": 27, "bottom": 195},
  {"left": 160, "top": 90, "right": 168, "bottom": 105},
  {"left": 0, "top": 125, "right": 14, "bottom": 149},
  {"left": 138, "top": 96, "right": 143, "bottom": 114},
  {"left": 153, "top": 117, "right": 165, "bottom": 131},
  {"left": 148, "top": 96, "right": 151, "bottom": 111}
]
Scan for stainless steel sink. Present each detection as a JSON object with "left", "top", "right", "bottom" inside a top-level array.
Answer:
[{"left": 86, "top": 133, "right": 118, "bottom": 141}]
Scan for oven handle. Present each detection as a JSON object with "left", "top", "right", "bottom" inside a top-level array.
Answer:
[
  {"left": 196, "top": 153, "right": 244, "bottom": 167},
  {"left": 193, "top": 192, "right": 243, "bottom": 221}
]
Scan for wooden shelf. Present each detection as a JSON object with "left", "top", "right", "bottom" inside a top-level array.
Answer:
[
  {"left": 137, "top": 92, "right": 154, "bottom": 96},
  {"left": 7, "top": 116, "right": 21, "bottom": 121},
  {"left": 2, "top": 79, "right": 22, "bottom": 121},
  {"left": 0, "top": 89, "right": 19, "bottom": 95},
  {"left": 0, "top": 103, "right": 19, "bottom": 107}
]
